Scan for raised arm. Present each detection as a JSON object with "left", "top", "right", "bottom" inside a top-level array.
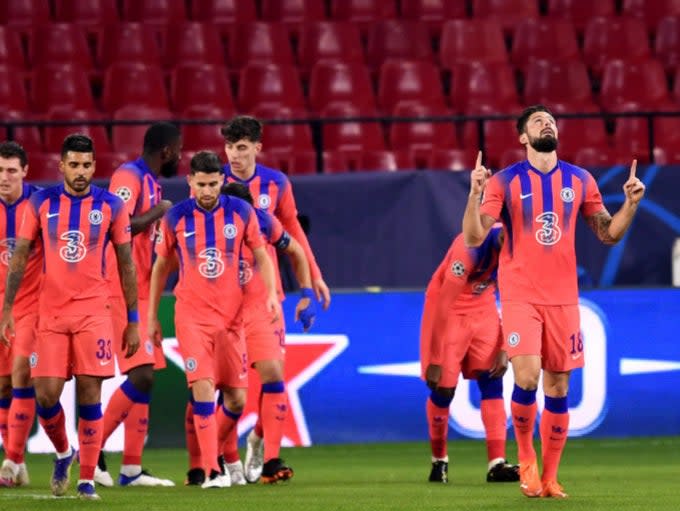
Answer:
[
  {"left": 114, "top": 242, "right": 140, "bottom": 357},
  {"left": 0, "top": 239, "right": 31, "bottom": 345},
  {"left": 462, "top": 151, "right": 497, "bottom": 247}
]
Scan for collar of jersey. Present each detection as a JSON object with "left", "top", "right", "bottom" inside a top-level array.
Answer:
[
  {"left": 192, "top": 194, "right": 225, "bottom": 214},
  {"left": 132, "top": 157, "right": 157, "bottom": 179},
  {"left": 224, "top": 163, "right": 258, "bottom": 183},
  {"left": 524, "top": 159, "right": 560, "bottom": 177},
  {"left": 60, "top": 183, "right": 92, "bottom": 200},
  {"left": 0, "top": 183, "right": 31, "bottom": 208}
]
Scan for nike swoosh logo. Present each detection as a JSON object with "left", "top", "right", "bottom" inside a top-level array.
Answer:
[
  {"left": 520, "top": 193, "right": 533, "bottom": 199},
  {"left": 571, "top": 353, "right": 582, "bottom": 360},
  {"left": 99, "top": 360, "right": 111, "bottom": 366},
  {"left": 198, "top": 424, "right": 209, "bottom": 430},
  {"left": 149, "top": 194, "right": 155, "bottom": 199},
  {"left": 46, "top": 212, "right": 60, "bottom": 218},
  {"left": 239, "top": 373, "right": 247, "bottom": 380},
  {"left": 183, "top": 231, "right": 195, "bottom": 238}
]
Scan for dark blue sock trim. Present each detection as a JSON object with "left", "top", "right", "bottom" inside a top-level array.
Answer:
[
  {"left": 221, "top": 404, "right": 242, "bottom": 421},
  {"left": 511, "top": 384, "right": 536, "bottom": 406},
  {"left": 262, "top": 381, "right": 285, "bottom": 394},
  {"left": 429, "top": 390, "right": 453, "bottom": 409},
  {"left": 36, "top": 402, "right": 62, "bottom": 420},
  {"left": 216, "top": 391, "right": 224, "bottom": 406},
  {"left": 0, "top": 397, "right": 11, "bottom": 409},
  {"left": 477, "top": 372, "right": 503, "bottom": 400},
  {"left": 12, "top": 387, "right": 35, "bottom": 399},
  {"left": 78, "top": 403, "right": 103, "bottom": 421},
  {"left": 544, "top": 395, "right": 569, "bottom": 414},
  {"left": 193, "top": 401, "right": 214, "bottom": 417},
  {"left": 121, "top": 379, "right": 150, "bottom": 404}
]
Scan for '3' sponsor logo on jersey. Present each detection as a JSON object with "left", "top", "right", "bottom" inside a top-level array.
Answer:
[
  {"left": 198, "top": 248, "right": 225, "bottom": 278},
  {"left": 59, "top": 230, "right": 87, "bottom": 262}
]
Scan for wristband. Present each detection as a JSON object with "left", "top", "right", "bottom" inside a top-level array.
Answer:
[
  {"left": 127, "top": 310, "right": 139, "bottom": 323},
  {"left": 301, "top": 288, "right": 315, "bottom": 299}
]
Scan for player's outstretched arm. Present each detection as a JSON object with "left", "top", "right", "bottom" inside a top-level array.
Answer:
[
  {"left": 114, "top": 242, "right": 140, "bottom": 358},
  {"left": 253, "top": 246, "right": 282, "bottom": 323},
  {"left": 130, "top": 200, "right": 172, "bottom": 235},
  {"left": 585, "top": 160, "right": 646, "bottom": 245},
  {"left": 0, "top": 238, "right": 30, "bottom": 345},
  {"left": 147, "top": 255, "right": 172, "bottom": 346},
  {"left": 462, "top": 151, "right": 496, "bottom": 247},
  {"left": 283, "top": 237, "right": 316, "bottom": 332}
]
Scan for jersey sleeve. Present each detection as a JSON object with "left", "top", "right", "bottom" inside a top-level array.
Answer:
[
  {"left": 18, "top": 200, "right": 41, "bottom": 241},
  {"left": 109, "top": 168, "right": 142, "bottom": 217},
  {"left": 580, "top": 171, "right": 606, "bottom": 218},
  {"left": 479, "top": 175, "right": 505, "bottom": 220},
  {"left": 269, "top": 215, "right": 291, "bottom": 251},
  {"left": 441, "top": 236, "right": 476, "bottom": 286},
  {"left": 109, "top": 198, "right": 132, "bottom": 245},
  {"left": 245, "top": 208, "right": 266, "bottom": 251},
  {"left": 154, "top": 215, "right": 176, "bottom": 258},
  {"left": 276, "top": 181, "right": 323, "bottom": 280}
]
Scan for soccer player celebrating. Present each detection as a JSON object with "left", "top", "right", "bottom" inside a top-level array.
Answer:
[
  {"left": 0, "top": 142, "right": 41, "bottom": 487},
  {"left": 421, "top": 224, "right": 519, "bottom": 484},
  {"left": 96, "top": 123, "right": 181, "bottom": 488},
  {"left": 148, "top": 151, "right": 279, "bottom": 489},
  {"left": 221, "top": 116, "right": 329, "bottom": 481},
  {"left": 0, "top": 134, "right": 140, "bottom": 500},
  {"left": 462, "top": 105, "right": 645, "bottom": 498}
]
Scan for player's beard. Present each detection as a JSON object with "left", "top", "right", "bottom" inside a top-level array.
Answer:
[
  {"left": 66, "top": 175, "right": 91, "bottom": 193},
  {"left": 197, "top": 195, "right": 218, "bottom": 210},
  {"left": 529, "top": 133, "right": 558, "bottom": 153},
  {"left": 160, "top": 158, "right": 179, "bottom": 178}
]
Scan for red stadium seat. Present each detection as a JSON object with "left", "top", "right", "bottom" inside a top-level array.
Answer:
[
  {"left": 31, "top": 65, "right": 95, "bottom": 114},
  {"left": 261, "top": 0, "right": 325, "bottom": 34},
  {"left": 0, "top": 110, "right": 43, "bottom": 153},
  {"left": 330, "top": 0, "right": 397, "bottom": 35},
  {"left": 622, "top": 0, "right": 680, "bottom": 32},
  {"left": 655, "top": 16, "right": 680, "bottom": 74},
  {"left": 0, "top": 27, "right": 26, "bottom": 70},
  {"left": 162, "top": 22, "right": 224, "bottom": 68},
  {"left": 44, "top": 108, "right": 112, "bottom": 153},
  {"left": 102, "top": 63, "right": 169, "bottom": 113},
  {"left": 573, "top": 146, "right": 618, "bottom": 168},
  {"left": 556, "top": 115, "right": 610, "bottom": 162},
  {"left": 180, "top": 105, "right": 232, "bottom": 153},
  {"left": 427, "top": 148, "right": 478, "bottom": 171},
  {"left": 523, "top": 59, "right": 597, "bottom": 112},
  {"left": 96, "top": 152, "right": 134, "bottom": 179},
  {"left": 499, "top": 147, "right": 528, "bottom": 168},
  {"left": 98, "top": 23, "right": 161, "bottom": 68},
  {"left": 54, "top": 0, "right": 119, "bottom": 31},
  {"left": 451, "top": 62, "right": 520, "bottom": 114},
  {"left": 297, "top": 22, "right": 364, "bottom": 75},
  {"left": 0, "top": 0, "right": 50, "bottom": 32},
  {"left": 583, "top": 17, "right": 651, "bottom": 79},
  {"left": 25, "top": 153, "right": 62, "bottom": 182},
  {"left": 189, "top": 0, "right": 256, "bottom": 35},
  {"left": 472, "top": 0, "right": 539, "bottom": 35},
  {"left": 252, "top": 106, "right": 314, "bottom": 155},
  {"left": 0, "top": 66, "right": 29, "bottom": 112},
  {"left": 462, "top": 119, "right": 519, "bottom": 169},
  {"left": 122, "top": 0, "right": 187, "bottom": 26},
  {"left": 171, "top": 63, "right": 234, "bottom": 113},
  {"left": 309, "top": 62, "right": 375, "bottom": 113},
  {"left": 228, "top": 22, "right": 294, "bottom": 69},
  {"left": 365, "top": 20, "right": 433, "bottom": 69},
  {"left": 286, "top": 151, "right": 351, "bottom": 175},
  {"left": 511, "top": 19, "right": 579, "bottom": 72},
  {"left": 355, "top": 150, "right": 411, "bottom": 172},
  {"left": 321, "top": 151, "right": 351, "bottom": 173},
  {"left": 399, "top": 0, "right": 466, "bottom": 37},
  {"left": 378, "top": 61, "right": 446, "bottom": 113},
  {"left": 613, "top": 117, "right": 656, "bottom": 163},
  {"left": 237, "top": 63, "right": 305, "bottom": 112},
  {"left": 111, "top": 106, "right": 173, "bottom": 154},
  {"left": 599, "top": 59, "right": 670, "bottom": 112},
  {"left": 29, "top": 24, "right": 94, "bottom": 72},
  {"left": 439, "top": 20, "right": 507, "bottom": 70},
  {"left": 547, "top": 0, "right": 615, "bottom": 35},
  {"left": 389, "top": 103, "right": 457, "bottom": 168},
  {"left": 321, "top": 104, "right": 386, "bottom": 167}
]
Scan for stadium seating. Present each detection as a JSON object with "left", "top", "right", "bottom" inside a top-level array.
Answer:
[
  {"left": 399, "top": 0, "right": 466, "bottom": 37},
  {"left": 511, "top": 19, "right": 580, "bottom": 72},
  {"left": 439, "top": 20, "right": 507, "bottom": 70},
  {"left": 330, "top": 0, "right": 397, "bottom": 34},
  {"left": 96, "top": 151, "right": 133, "bottom": 178},
  {"left": 111, "top": 106, "right": 173, "bottom": 154},
  {"left": 98, "top": 23, "right": 161, "bottom": 68},
  {"left": 599, "top": 59, "right": 670, "bottom": 112},
  {"left": 31, "top": 64, "right": 95, "bottom": 114},
  {"left": 252, "top": 106, "right": 314, "bottom": 155},
  {"left": 472, "top": 0, "right": 539, "bottom": 35},
  {"left": 655, "top": 15, "right": 680, "bottom": 74},
  {"left": 0, "top": 110, "right": 43, "bottom": 153},
  {"left": 523, "top": 59, "right": 597, "bottom": 112},
  {"left": 228, "top": 22, "right": 294, "bottom": 69},
  {"left": 0, "top": 26, "right": 26, "bottom": 69},
  {"left": 356, "top": 149, "right": 413, "bottom": 172},
  {"left": 0, "top": 65, "right": 29, "bottom": 112},
  {"left": 54, "top": 0, "right": 119, "bottom": 31},
  {"left": 365, "top": 20, "right": 433, "bottom": 69},
  {"left": 171, "top": 63, "right": 234, "bottom": 113},
  {"left": 189, "top": 0, "right": 257, "bottom": 35},
  {"left": 44, "top": 108, "right": 112, "bottom": 153},
  {"left": 450, "top": 62, "right": 520, "bottom": 114},
  {"left": 427, "top": 149, "right": 478, "bottom": 171},
  {"left": 261, "top": 0, "right": 326, "bottom": 34},
  {"left": 102, "top": 63, "right": 169, "bottom": 113},
  {"left": 462, "top": 119, "right": 519, "bottom": 169},
  {"left": 297, "top": 22, "right": 364, "bottom": 76},
  {"left": 238, "top": 63, "right": 305, "bottom": 112},
  {"left": 583, "top": 17, "right": 651, "bottom": 79},
  {"left": 321, "top": 104, "right": 386, "bottom": 168},
  {"left": 25, "top": 152, "right": 62, "bottom": 181},
  {"left": 179, "top": 105, "right": 229, "bottom": 153},
  {"left": 622, "top": 0, "right": 680, "bottom": 32},
  {"left": 122, "top": 0, "right": 187, "bottom": 27},
  {"left": 378, "top": 60, "right": 446, "bottom": 113},
  {"left": 29, "top": 23, "right": 93, "bottom": 72},
  {"left": 308, "top": 62, "right": 375, "bottom": 113},
  {"left": 162, "top": 22, "right": 224, "bottom": 68},
  {"left": 0, "top": 0, "right": 50, "bottom": 33}
]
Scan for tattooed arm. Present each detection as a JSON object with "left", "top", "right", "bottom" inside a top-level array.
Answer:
[
  {"left": 0, "top": 239, "right": 31, "bottom": 345},
  {"left": 114, "top": 242, "right": 140, "bottom": 357},
  {"left": 585, "top": 201, "right": 642, "bottom": 246}
]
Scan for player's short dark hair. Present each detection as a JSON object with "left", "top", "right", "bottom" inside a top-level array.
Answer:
[
  {"left": 221, "top": 182, "right": 254, "bottom": 205},
  {"left": 61, "top": 134, "right": 95, "bottom": 158},
  {"left": 143, "top": 122, "right": 181, "bottom": 154},
  {"left": 190, "top": 151, "right": 223, "bottom": 174},
  {"left": 516, "top": 105, "right": 554, "bottom": 135},
  {"left": 220, "top": 116, "right": 263, "bottom": 143},
  {"left": 0, "top": 141, "right": 27, "bottom": 167}
]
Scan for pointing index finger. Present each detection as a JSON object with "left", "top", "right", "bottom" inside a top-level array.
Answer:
[
  {"left": 475, "top": 151, "right": 482, "bottom": 169},
  {"left": 629, "top": 159, "right": 637, "bottom": 180}
]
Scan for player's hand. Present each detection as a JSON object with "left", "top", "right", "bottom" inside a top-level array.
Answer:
[
  {"left": 266, "top": 293, "right": 281, "bottom": 324},
  {"left": 148, "top": 317, "right": 163, "bottom": 347},
  {"left": 470, "top": 151, "right": 491, "bottom": 197},
  {"left": 312, "top": 278, "right": 331, "bottom": 310},
  {"left": 159, "top": 199, "right": 173, "bottom": 213},
  {"left": 0, "top": 312, "right": 14, "bottom": 347},
  {"left": 488, "top": 350, "right": 509, "bottom": 378},
  {"left": 623, "top": 159, "right": 645, "bottom": 205},
  {"left": 425, "top": 363, "right": 442, "bottom": 390},
  {"left": 122, "top": 322, "right": 141, "bottom": 358},
  {"left": 294, "top": 288, "right": 317, "bottom": 332}
]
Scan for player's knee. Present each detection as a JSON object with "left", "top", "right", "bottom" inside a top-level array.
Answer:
[
  {"left": 430, "top": 387, "right": 455, "bottom": 408},
  {"left": 477, "top": 372, "right": 503, "bottom": 400},
  {"left": 127, "top": 364, "right": 154, "bottom": 394},
  {"left": 256, "top": 360, "right": 284, "bottom": 383},
  {"left": 221, "top": 389, "right": 246, "bottom": 413},
  {"left": 514, "top": 372, "right": 539, "bottom": 390}
]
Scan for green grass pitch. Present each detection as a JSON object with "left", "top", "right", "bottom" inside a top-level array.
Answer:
[{"left": 2, "top": 437, "right": 679, "bottom": 511}]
